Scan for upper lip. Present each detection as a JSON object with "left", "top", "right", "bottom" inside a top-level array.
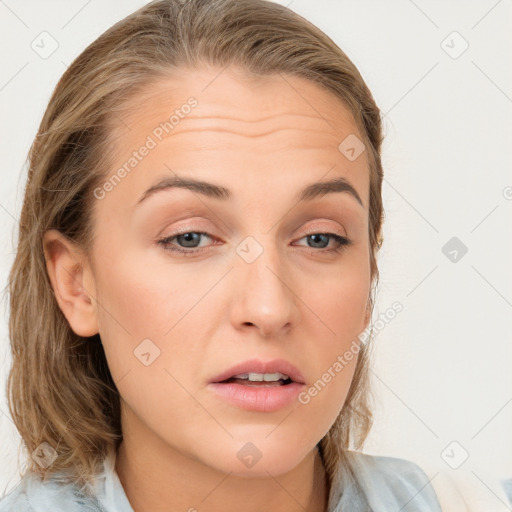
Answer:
[{"left": 210, "top": 358, "right": 306, "bottom": 384}]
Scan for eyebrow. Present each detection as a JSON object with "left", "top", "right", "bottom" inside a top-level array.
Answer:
[{"left": 136, "top": 174, "right": 364, "bottom": 208}]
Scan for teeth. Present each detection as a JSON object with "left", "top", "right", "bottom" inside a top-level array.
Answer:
[{"left": 231, "top": 372, "right": 290, "bottom": 382}]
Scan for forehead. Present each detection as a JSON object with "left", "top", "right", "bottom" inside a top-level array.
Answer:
[
  {"left": 116, "top": 66, "right": 365, "bottom": 145},
  {"left": 101, "top": 66, "right": 370, "bottom": 214}
]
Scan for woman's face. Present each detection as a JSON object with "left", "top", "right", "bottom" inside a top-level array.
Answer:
[{"left": 84, "top": 66, "right": 372, "bottom": 476}]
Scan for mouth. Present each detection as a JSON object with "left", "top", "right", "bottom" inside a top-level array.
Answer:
[
  {"left": 208, "top": 358, "right": 306, "bottom": 412},
  {"left": 209, "top": 358, "right": 306, "bottom": 386},
  {"left": 208, "top": 379, "right": 305, "bottom": 413},
  {"left": 219, "top": 372, "right": 295, "bottom": 387}
]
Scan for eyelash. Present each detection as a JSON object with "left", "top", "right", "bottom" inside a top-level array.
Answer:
[{"left": 157, "top": 229, "right": 352, "bottom": 256}]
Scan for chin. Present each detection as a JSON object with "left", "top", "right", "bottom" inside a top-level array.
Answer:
[{"left": 203, "top": 436, "right": 313, "bottom": 478}]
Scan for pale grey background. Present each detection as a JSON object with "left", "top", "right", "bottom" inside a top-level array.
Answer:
[{"left": 1, "top": 0, "right": 511, "bottom": 502}]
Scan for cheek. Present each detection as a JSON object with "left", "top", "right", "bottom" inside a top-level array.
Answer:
[
  {"left": 305, "top": 248, "right": 371, "bottom": 338},
  {"left": 92, "top": 245, "right": 216, "bottom": 385},
  {"left": 295, "top": 251, "right": 369, "bottom": 423},
  {"left": 95, "top": 240, "right": 219, "bottom": 331},
  {"left": 299, "top": 351, "right": 359, "bottom": 429},
  {"left": 92, "top": 253, "right": 209, "bottom": 436}
]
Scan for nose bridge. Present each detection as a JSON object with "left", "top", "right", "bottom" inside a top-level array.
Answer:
[
  {"left": 237, "top": 232, "right": 287, "bottom": 298},
  {"left": 232, "top": 232, "right": 299, "bottom": 336}
]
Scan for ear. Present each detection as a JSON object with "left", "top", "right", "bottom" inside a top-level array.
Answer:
[{"left": 43, "top": 229, "right": 99, "bottom": 337}]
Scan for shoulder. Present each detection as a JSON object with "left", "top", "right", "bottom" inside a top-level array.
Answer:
[
  {"left": 0, "top": 470, "right": 105, "bottom": 512},
  {"left": 339, "top": 450, "right": 442, "bottom": 511},
  {"left": 350, "top": 450, "right": 434, "bottom": 481},
  {"left": 0, "top": 475, "right": 31, "bottom": 512}
]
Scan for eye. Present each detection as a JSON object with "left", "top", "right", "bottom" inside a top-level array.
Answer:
[
  {"left": 157, "top": 230, "right": 214, "bottom": 254},
  {"left": 157, "top": 229, "right": 351, "bottom": 255},
  {"left": 293, "top": 232, "right": 351, "bottom": 253}
]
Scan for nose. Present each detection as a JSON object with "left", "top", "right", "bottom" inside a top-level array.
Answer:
[{"left": 230, "top": 235, "right": 301, "bottom": 338}]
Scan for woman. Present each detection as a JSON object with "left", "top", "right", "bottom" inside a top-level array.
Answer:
[{"left": 0, "top": 0, "right": 443, "bottom": 510}]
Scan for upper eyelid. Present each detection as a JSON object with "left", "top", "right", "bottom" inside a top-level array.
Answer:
[
  {"left": 161, "top": 226, "right": 347, "bottom": 239},
  {"left": 163, "top": 218, "right": 348, "bottom": 237}
]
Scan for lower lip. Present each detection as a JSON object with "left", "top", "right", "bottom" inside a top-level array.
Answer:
[{"left": 208, "top": 381, "right": 305, "bottom": 412}]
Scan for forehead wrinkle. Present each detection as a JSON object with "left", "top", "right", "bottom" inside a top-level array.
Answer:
[
  {"left": 115, "top": 85, "right": 359, "bottom": 142},
  {"left": 124, "top": 109, "right": 343, "bottom": 138},
  {"left": 110, "top": 114, "right": 354, "bottom": 163},
  {"left": 153, "top": 125, "right": 337, "bottom": 141}
]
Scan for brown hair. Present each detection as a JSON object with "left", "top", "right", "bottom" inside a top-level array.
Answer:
[{"left": 6, "top": 0, "right": 384, "bottom": 494}]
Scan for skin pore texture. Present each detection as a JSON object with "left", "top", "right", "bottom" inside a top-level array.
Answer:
[{"left": 43, "top": 65, "right": 372, "bottom": 512}]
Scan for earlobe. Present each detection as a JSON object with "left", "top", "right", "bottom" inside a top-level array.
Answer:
[{"left": 43, "top": 229, "right": 99, "bottom": 337}]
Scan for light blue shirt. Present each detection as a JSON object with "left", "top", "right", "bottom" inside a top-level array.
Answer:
[{"left": 0, "top": 450, "right": 445, "bottom": 511}]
